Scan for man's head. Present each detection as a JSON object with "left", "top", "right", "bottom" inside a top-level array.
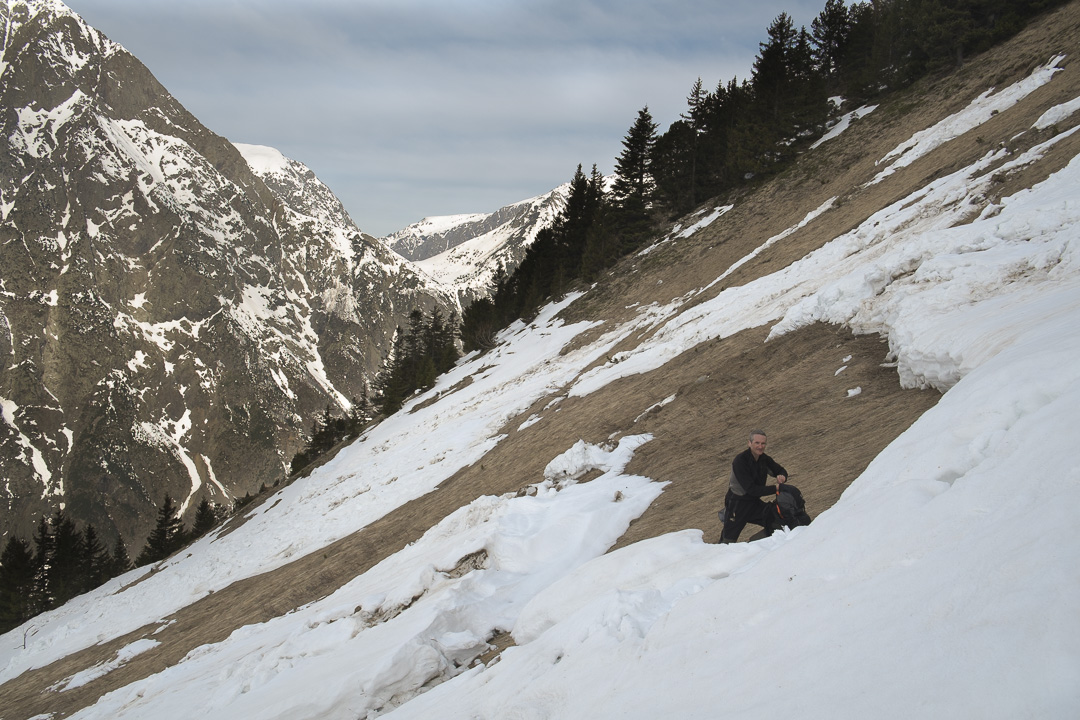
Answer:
[{"left": 748, "top": 430, "right": 767, "bottom": 458}]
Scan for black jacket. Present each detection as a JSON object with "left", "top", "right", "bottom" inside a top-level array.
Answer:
[{"left": 729, "top": 447, "right": 787, "bottom": 498}]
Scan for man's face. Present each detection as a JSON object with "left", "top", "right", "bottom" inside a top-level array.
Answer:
[{"left": 749, "top": 434, "right": 767, "bottom": 458}]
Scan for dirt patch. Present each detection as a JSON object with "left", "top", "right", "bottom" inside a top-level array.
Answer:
[{"left": 614, "top": 324, "right": 938, "bottom": 548}]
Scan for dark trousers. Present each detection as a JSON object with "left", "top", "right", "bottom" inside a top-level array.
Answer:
[{"left": 721, "top": 490, "right": 773, "bottom": 543}]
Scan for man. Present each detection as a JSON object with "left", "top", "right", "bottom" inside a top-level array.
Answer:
[{"left": 720, "top": 429, "right": 788, "bottom": 543}]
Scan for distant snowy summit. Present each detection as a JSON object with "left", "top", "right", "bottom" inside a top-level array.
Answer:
[
  {"left": 385, "top": 185, "right": 571, "bottom": 304},
  {"left": 234, "top": 143, "right": 362, "bottom": 236}
]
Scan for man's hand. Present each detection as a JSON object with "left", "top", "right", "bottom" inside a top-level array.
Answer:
[{"left": 777, "top": 474, "right": 787, "bottom": 484}]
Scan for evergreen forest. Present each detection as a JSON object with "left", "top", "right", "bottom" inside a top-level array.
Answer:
[
  {"left": 460, "top": 0, "right": 1069, "bottom": 351},
  {"left": 0, "top": 497, "right": 225, "bottom": 634}
]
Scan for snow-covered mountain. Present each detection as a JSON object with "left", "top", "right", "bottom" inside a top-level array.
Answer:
[
  {"left": 0, "top": 0, "right": 453, "bottom": 545},
  {"left": 2, "top": 2, "right": 1078, "bottom": 718},
  {"left": 385, "top": 185, "right": 571, "bottom": 304}
]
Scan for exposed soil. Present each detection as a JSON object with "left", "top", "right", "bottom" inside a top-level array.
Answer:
[{"left": 3, "top": 3, "right": 1079, "bottom": 717}]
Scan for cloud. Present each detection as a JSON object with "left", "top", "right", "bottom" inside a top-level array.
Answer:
[{"left": 71, "top": 0, "right": 824, "bottom": 236}]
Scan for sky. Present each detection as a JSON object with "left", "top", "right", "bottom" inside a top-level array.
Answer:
[
  {"left": 68, "top": 0, "right": 825, "bottom": 237},
  {"left": 3, "top": 57, "right": 1079, "bottom": 718}
]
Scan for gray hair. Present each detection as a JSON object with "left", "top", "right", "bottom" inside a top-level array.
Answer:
[{"left": 749, "top": 429, "right": 767, "bottom": 441}]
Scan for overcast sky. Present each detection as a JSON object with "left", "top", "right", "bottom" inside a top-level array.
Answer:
[{"left": 69, "top": 0, "right": 825, "bottom": 237}]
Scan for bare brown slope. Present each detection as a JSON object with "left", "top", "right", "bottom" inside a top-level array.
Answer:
[{"left": 3, "top": 3, "right": 1080, "bottom": 717}]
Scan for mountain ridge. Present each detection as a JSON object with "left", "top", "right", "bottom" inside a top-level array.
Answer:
[
  {"left": 385, "top": 185, "right": 571, "bottom": 304},
  {"left": 0, "top": 0, "right": 453, "bottom": 547}
]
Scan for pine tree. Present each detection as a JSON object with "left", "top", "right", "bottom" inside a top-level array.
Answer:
[
  {"left": 580, "top": 202, "right": 613, "bottom": 281},
  {"left": 374, "top": 307, "right": 461, "bottom": 414},
  {"left": 812, "top": 0, "right": 852, "bottom": 80},
  {"left": 348, "top": 389, "right": 374, "bottom": 435},
  {"left": 136, "top": 494, "right": 186, "bottom": 566},
  {"left": 753, "top": 12, "right": 799, "bottom": 127},
  {"left": 79, "top": 523, "right": 110, "bottom": 593},
  {"left": 0, "top": 536, "right": 36, "bottom": 633},
  {"left": 109, "top": 533, "right": 132, "bottom": 577},
  {"left": 375, "top": 328, "right": 410, "bottom": 415},
  {"left": 31, "top": 515, "right": 54, "bottom": 613},
  {"left": 50, "top": 508, "right": 84, "bottom": 605},
  {"left": 681, "top": 77, "right": 707, "bottom": 208},
  {"left": 460, "top": 296, "right": 499, "bottom": 352},
  {"left": 611, "top": 106, "right": 658, "bottom": 242},
  {"left": 191, "top": 498, "right": 219, "bottom": 538},
  {"left": 439, "top": 310, "right": 462, "bottom": 372},
  {"left": 652, "top": 119, "right": 698, "bottom": 215}
]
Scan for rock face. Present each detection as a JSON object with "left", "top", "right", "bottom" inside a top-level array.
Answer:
[
  {"left": 0, "top": 0, "right": 453, "bottom": 547},
  {"left": 385, "top": 185, "right": 570, "bottom": 304}
]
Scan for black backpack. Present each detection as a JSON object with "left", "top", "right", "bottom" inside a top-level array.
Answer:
[{"left": 772, "top": 484, "right": 812, "bottom": 530}]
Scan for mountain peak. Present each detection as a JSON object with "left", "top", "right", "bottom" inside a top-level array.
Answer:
[
  {"left": 0, "top": 0, "right": 453, "bottom": 549},
  {"left": 386, "top": 184, "right": 571, "bottom": 303}
]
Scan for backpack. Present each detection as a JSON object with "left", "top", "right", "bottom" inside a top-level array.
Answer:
[{"left": 772, "top": 484, "right": 812, "bottom": 530}]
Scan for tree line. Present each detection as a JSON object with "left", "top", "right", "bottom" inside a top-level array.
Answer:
[
  {"left": 462, "top": 0, "right": 1066, "bottom": 350},
  {"left": 3, "top": 303, "right": 459, "bottom": 633},
  {"left": 0, "top": 497, "right": 224, "bottom": 634},
  {"left": 290, "top": 307, "right": 461, "bottom": 473},
  {"left": 653, "top": 0, "right": 1067, "bottom": 216},
  {"left": 373, "top": 307, "right": 460, "bottom": 415},
  {"left": 289, "top": 397, "right": 374, "bottom": 475}
]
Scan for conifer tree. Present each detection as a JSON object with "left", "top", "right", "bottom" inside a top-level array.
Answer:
[
  {"left": 348, "top": 389, "right": 374, "bottom": 435},
  {"left": 0, "top": 536, "right": 36, "bottom": 633},
  {"left": 375, "top": 307, "right": 461, "bottom": 415},
  {"left": 191, "top": 498, "right": 219, "bottom": 538},
  {"left": 109, "top": 534, "right": 132, "bottom": 577},
  {"left": 580, "top": 201, "right": 613, "bottom": 281},
  {"left": 460, "top": 296, "right": 499, "bottom": 352},
  {"left": 651, "top": 119, "right": 698, "bottom": 215},
  {"left": 753, "top": 12, "right": 799, "bottom": 127},
  {"left": 31, "top": 515, "right": 54, "bottom": 613},
  {"left": 440, "top": 311, "right": 462, "bottom": 371},
  {"left": 79, "top": 523, "right": 110, "bottom": 593},
  {"left": 812, "top": 0, "right": 852, "bottom": 80},
  {"left": 611, "top": 106, "right": 658, "bottom": 238},
  {"left": 49, "top": 508, "right": 84, "bottom": 605},
  {"left": 681, "top": 77, "right": 707, "bottom": 208},
  {"left": 376, "top": 329, "right": 410, "bottom": 415},
  {"left": 136, "top": 494, "right": 186, "bottom": 566}
]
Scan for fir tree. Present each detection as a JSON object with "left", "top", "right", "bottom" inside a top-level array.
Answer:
[
  {"left": 0, "top": 537, "right": 36, "bottom": 633},
  {"left": 460, "top": 296, "right": 500, "bottom": 352},
  {"left": 79, "top": 523, "right": 110, "bottom": 594},
  {"left": 611, "top": 106, "right": 658, "bottom": 239},
  {"left": 681, "top": 77, "right": 707, "bottom": 208},
  {"left": 753, "top": 12, "right": 799, "bottom": 128},
  {"left": 651, "top": 118, "right": 698, "bottom": 215},
  {"left": 109, "top": 534, "right": 132, "bottom": 577},
  {"left": 580, "top": 200, "right": 613, "bottom": 281},
  {"left": 191, "top": 498, "right": 220, "bottom": 538},
  {"left": 49, "top": 508, "right": 84, "bottom": 605},
  {"left": 136, "top": 494, "right": 186, "bottom": 566},
  {"left": 374, "top": 307, "right": 461, "bottom": 414},
  {"left": 812, "top": 0, "right": 852, "bottom": 80},
  {"left": 31, "top": 515, "right": 54, "bottom": 613},
  {"left": 348, "top": 389, "right": 374, "bottom": 436}
]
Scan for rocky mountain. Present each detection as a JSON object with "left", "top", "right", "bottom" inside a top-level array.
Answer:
[
  {"left": 385, "top": 185, "right": 571, "bottom": 304},
  {"left": 0, "top": 0, "right": 453, "bottom": 547}
]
